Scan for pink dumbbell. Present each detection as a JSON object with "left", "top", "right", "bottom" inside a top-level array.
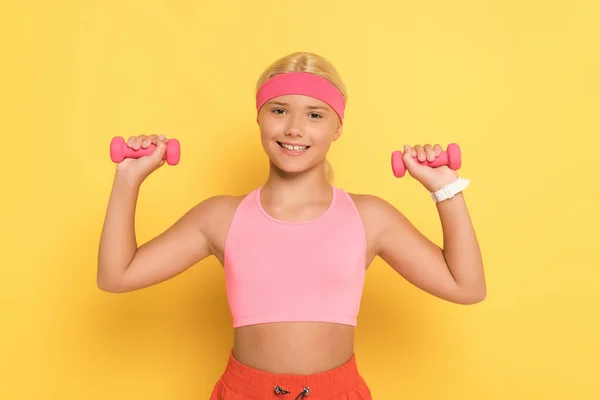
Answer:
[
  {"left": 391, "top": 143, "right": 461, "bottom": 177},
  {"left": 110, "top": 136, "right": 181, "bottom": 165}
]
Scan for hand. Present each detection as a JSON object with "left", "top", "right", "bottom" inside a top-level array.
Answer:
[
  {"left": 402, "top": 143, "right": 459, "bottom": 192},
  {"left": 115, "top": 134, "right": 169, "bottom": 184}
]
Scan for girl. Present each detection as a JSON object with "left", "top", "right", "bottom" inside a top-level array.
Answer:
[{"left": 97, "top": 52, "right": 486, "bottom": 400}]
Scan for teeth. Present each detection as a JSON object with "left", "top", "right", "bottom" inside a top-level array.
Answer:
[{"left": 281, "top": 143, "right": 308, "bottom": 151}]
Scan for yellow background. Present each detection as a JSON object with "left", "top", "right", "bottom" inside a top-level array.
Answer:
[{"left": 1, "top": 0, "right": 598, "bottom": 399}]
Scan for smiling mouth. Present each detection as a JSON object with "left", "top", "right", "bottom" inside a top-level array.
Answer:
[{"left": 276, "top": 141, "right": 310, "bottom": 152}]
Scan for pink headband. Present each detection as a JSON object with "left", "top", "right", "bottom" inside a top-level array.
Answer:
[{"left": 256, "top": 72, "right": 346, "bottom": 123}]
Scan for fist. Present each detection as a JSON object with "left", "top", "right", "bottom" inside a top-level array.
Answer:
[
  {"left": 115, "top": 134, "right": 170, "bottom": 183},
  {"left": 402, "top": 143, "right": 459, "bottom": 192}
]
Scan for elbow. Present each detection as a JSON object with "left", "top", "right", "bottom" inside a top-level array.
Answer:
[
  {"left": 96, "top": 274, "right": 127, "bottom": 293},
  {"left": 97, "top": 280, "right": 121, "bottom": 293},
  {"left": 463, "top": 293, "right": 486, "bottom": 305},
  {"left": 458, "top": 288, "right": 487, "bottom": 305}
]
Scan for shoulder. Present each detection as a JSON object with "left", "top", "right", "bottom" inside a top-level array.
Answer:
[
  {"left": 177, "top": 193, "right": 248, "bottom": 233},
  {"left": 347, "top": 192, "right": 399, "bottom": 222},
  {"left": 187, "top": 193, "right": 249, "bottom": 253},
  {"left": 190, "top": 194, "right": 247, "bottom": 225},
  {"left": 195, "top": 194, "right": 246, "bottom": 214},
  {"left": 346, "top": 192, "right": 406, "bottom": 253}
]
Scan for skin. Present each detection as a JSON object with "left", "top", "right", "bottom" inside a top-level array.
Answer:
[{"left": 97, "top": 92, "right": 486, "bottom": 375}]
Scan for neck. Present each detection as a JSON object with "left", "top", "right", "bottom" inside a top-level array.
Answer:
[{"left": 262, "top": 160, "right": 332, "bottom": 204}]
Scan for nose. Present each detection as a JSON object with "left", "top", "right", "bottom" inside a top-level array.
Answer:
[{"left": 285, "top": 113, "right": 303, "bottom": 137}]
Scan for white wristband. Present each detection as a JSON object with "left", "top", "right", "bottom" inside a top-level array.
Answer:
[{"left": 430, "top": 177, "right": 470, "bottom": 203}]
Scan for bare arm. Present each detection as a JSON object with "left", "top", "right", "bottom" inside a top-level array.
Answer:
[
  {"left": 434, "top": 192, "right": 486, "bottom": 301},
  {"left": 358, "top": 193, "right": 486, "bottom": 304},
  {"left": 97, "top": 171, "right": 213, "bottom": 293}
]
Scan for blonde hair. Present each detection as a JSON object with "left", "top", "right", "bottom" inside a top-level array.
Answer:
[{"left": 256, "top": 52, "right": 347, "bottom": 183}]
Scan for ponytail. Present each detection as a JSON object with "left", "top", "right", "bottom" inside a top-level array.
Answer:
[{"left": 323, "top": 159, "right": 334, "bottom": 183}]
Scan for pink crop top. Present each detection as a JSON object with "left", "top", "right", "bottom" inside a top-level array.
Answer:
[{"left": 223, "top": 186, "right": 367, "bottom": 328}]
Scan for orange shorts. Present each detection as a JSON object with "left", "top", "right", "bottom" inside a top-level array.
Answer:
[{"left": 210, "top": 351, "right": 372, "bottom": 400}]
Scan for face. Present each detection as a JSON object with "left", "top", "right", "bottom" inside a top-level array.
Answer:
[{"left": 257, "top": 94, "right": 342, "bottom": 174}]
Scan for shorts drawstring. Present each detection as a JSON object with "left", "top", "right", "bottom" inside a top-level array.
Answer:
[
  {"left": 274, "top": 385, "right": 310, "bottom": 399},
  {"left": 274, "top": 386, "right": 290, "bottom": 395}
]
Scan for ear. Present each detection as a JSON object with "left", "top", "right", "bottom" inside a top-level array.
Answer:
[{"left": 332, "top": 121, "right": 343, "bottom": 142}]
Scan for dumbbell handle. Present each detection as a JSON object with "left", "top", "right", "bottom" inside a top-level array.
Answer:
[
  {"left": 391, "top": 143, "right": 461, "bottom": 177},
  {"left": 110, "top": 136, "right": 181, "bottom": 165}
]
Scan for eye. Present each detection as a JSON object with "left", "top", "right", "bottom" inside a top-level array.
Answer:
[
  {"left": 271, "top": 108, "right": 286, "bottom": 115},
  {"left": 309, "top": 112, "right": 323, "bottom": 119}
]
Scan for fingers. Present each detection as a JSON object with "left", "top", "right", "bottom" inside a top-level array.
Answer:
[
  {"left": 405, "top": 144, "right": 443, "bottom": 162},
  {"left": 414, "top": 145, "right": 425, "bottom": 162},
  {"left": 142, "top": 135, "right": 157, "bottom": 149},
  {"left": 127, "top": 135, "right": 148, "bottom": 150},
  {"left": 126, "top": 134, "right": 168, "bottom": 150}
]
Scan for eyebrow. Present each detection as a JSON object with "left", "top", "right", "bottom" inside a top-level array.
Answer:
[{"left": 267, "top": 101, "right": 330, "bottom": 112}]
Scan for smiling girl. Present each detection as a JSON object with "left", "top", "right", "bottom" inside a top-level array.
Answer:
[{"left": 97, "top": 51, "right": 486, "bottom": 400}]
